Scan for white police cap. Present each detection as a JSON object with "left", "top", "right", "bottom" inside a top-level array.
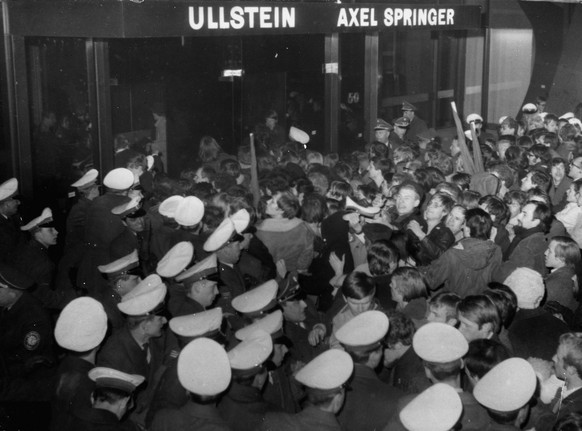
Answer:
[
  {"left": 21, "top": 208, "right": 53, "bottom": 231},
  {"left": 335, "top": 310, "right": 389, "bottom": 352},
  {"left": 522, "top": 103, "right": 537, "bottom": 114},
  {"left": 54, "top": 297, "right": 108, "bottom": 352},
  {"left": 177, "top": 338, "right": 231, "bottom": 395},
  {"left": 98, "top": 249, "right": 139, "bottom": 278},
  {"left": 117, "top": 274, "right": 166, "bottom": 316},
  {"left": 111, "top": 197, "right": 141, "bottom": 217},
  {"left": 175, "top": 253, "right": 218, "bottom": 284},
  {"left": 295, "top": 349, "right": 353, "bottom": 391},
  {"left": 413, "top": 322, "right": 468, "bottom": 363},
  {"left": 228, "top": 330, "right": 273, "bottom": 373},
  {"left": 0, "top": 178, "right": 18, "bottom": 202},
  {"left": 399, "top": 383, "right": 462, "bottom": 431},
  {"left": 466, "top": 113, "right": 483, "bottom": 123},
  {"left": 235, "top": 310, "right": 283, "bottom": 341},
  {"left": 103, "top": 168, "right": 134, "bottom": 191},
  {"left": 231, "top": 209, "right": 250, "bottom": 234},
  {"left": 71, "top": 169, "right": 98, "bottom": 189},
  {"left": 289, "top": 126, "right": 310, "bottom": 145},
  {"left": 156, "top": 241, "right": 194, "bottom": 278},
  {"left": 175, "top": 196, "right": 205, "bottom": 227},
  {"left": 203, "top": 218, "right": 237, "bottom": 252},
  {"left": 89, "top": 367, "right": 145, "bottom": 394},
  {"left": 474, "top": 358, "right": 536, "bottom": 412},
  {"left": 158, "top": 195, "right": 184, "bottom": 218},
  {"left": 169, "top": 307, "right": 223, "bottom": 338},
  {"left": 232, "top": 279, "right": 278, "bottom": 315},
  {"left": 560, "top": 112, "right": 575, "bottom": 120}
]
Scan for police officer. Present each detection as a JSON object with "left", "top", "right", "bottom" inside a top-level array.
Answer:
[
  {"left": 147, "top": 307, "right": 226, "bottom": 427},
  {"left": 52, "top": 297, "right": 108, "bottom": 430},
  {"left": 336, "top": 310, "right": 403, "bottom": 431},
  {"left": 68, "top": 367, "right": 145, "bottom": 431},
  {"left": 77, "top": 167, "right": 134, "bottom": 295},
  {"left": 15, "top": 207, "right": 74, "bottom": 310},
  {"left": 95, "top": 249, "right": 142, "bottom": 331},
  {"left": 0, "top": 178, "right": 24, "bottom": 264},
  {"left": 150, "top": 338, "right": 233, "bottom": 430},
  {"left": 172, "top": 254, "right": 220, "bottom": 316},
  {"left": 220, "top": 330, "right": 282, "bottom": 431},
  {"left": 261, "top": 349, "right": 354, "bottom": 430},
  {"left": 0, "top": 264, "right": 56, "bottom": 405},
  {"left": 97, "top": 274, "right": 171, "bottom": 426}
]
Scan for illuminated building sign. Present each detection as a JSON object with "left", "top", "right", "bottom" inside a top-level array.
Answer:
[
  {"left": 6, "top": 1, "right": 482, "bottom": 38},
  {"left": 186, "top": 4, "right": 482, "bottom": 34}
]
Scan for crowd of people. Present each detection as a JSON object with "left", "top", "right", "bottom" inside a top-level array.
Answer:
[{"left": 3, "top": 99, "right": 582, "bottom": 431}]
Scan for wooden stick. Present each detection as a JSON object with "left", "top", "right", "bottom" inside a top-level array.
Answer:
[
  {"left": 470, "top": 122, "right": 485, "bottom": 173},
  {"left": 249, "top": 133, "right": 260, "bottom": 208},
  {"left": 450, "top": 101, "right": 476, "bottom": 175}
]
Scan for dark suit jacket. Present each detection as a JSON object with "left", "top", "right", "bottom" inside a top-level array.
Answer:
[
  {"left": 51, "top": 356, "right": 95, "bottom": 431},
  {"left": 97, "top": 326, "right": 167, "bottom": 416},
  {"left": 150, "top": 402, "right": 232, "bottom": 431},
  {"left": 219, "top": 382, "right": 282, "bottom": 431},
  {"left": 337, "top": 364, "right": 403, "bottom": 431},
  {"left": 0, "top": 213, "right": 24, "bottom": 264},
  {"left": 508, "top": 308, "right": 569, "bottom": 361},
  {"left": 261, "top": 406, "right": 341, "bottom": 431}
]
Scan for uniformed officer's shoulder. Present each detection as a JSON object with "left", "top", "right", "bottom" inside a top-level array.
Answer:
[{"left": 260, "top": 411, "right": 297, "bottom": 431}]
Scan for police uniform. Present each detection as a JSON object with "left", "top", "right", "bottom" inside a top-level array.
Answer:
[
  {"left": 0, "top": 179, "right": 24, "bottom": 265},
  {"left": 150, "top": 338, "right": 232, "bottom": 431},
  {"left": 14, "top": 238, "right": 61, "bottom": 308},
  {"left": 67, "top": 367, "right": 144, "bottom": 431},
  {"left": 52, "top": 297, "right": 108, "bottom": 431},
  {"left": 147, "top": 309, "right": 225, "bottom": 428},
  {"left": 219, "top": 331, "right": 281, "bottom": 431},
  {"left": 262, "top": 406, "right": 341, "bottom": 431},
  {"left": 219, "top": 383, "right": 282, "bottom": 431},
  {"left": 77, "top": 168, "right": 134, "bottom": 294},
  {"left": 171, "top": 253, "right": 219, "bottom": 317},
  {"left": 261, "top": 349, "right": 353, "bottom": 431},
  {"left": 97, "top": 275, "right": 170, "bottom": 422},
  {"left": 385, "top": 323, "right": 489, "bottom": 431},
  {"left": 401, "top": 101, "right": 428, "bottom": 142},
  {"left": 473, "top": 358, "right": 537, "bottom": 431},
  {"left": 335, "top": 311, "right": 402, "bottom": 431},
  {"left": 0, "top": 265, "right": 56, "bottom": 402},
  {"left": 51, "top": 355, "right": 96, "bottom": 431}
]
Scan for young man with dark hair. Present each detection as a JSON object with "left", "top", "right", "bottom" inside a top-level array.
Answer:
[
  {"left": 457, "top": 295, "right": 502, "bottom": 343},
  {"left": 497, "top": 200, "right": 552, "bottom": 280},
  {"left": 421, "top": 208, "right": 502, "bottom": 297}
]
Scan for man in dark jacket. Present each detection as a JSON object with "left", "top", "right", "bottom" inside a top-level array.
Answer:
[
  {"left": 52, "top": 297, "right": 108, "bottom": 431},
  {"left": 336, "top": 311, "right": 403, "bottom": 431},
  {"left": 261, "top": 349, "right": 353, "bottom": 431},
  {"left": 422, "top": 208, "right": 502, "bottom": 296},
  {"left": 504, "top": 267, "right": 568, "bottom": 361},
  {"left": 97, "top": 274, "right": 171, "bottom": 427},
  {"left": 220, "top": 331, "right": 282, "bottom": 431},
  {"left": 68, "top": 367, "right": 144, "bottom": 431},
  {"left": 497, "top": 200, "right": 551, "bottom": 281}
]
